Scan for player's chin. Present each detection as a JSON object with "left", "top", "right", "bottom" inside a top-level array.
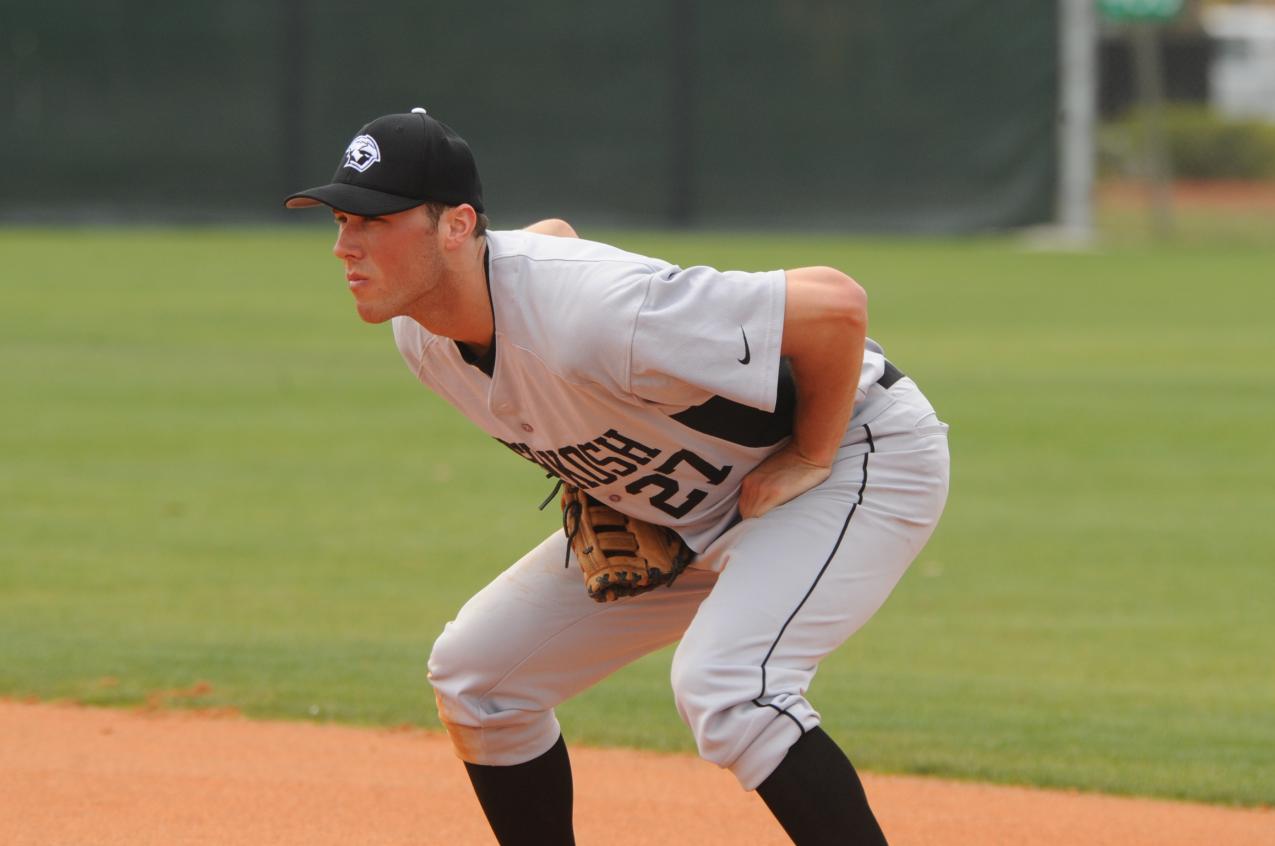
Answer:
[{"left": 353, "top": 300, "right": 393, "bottom": 324}]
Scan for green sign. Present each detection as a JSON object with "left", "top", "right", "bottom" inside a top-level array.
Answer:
[{"left": 1098, "top": 0, "right": 1185, "bottom": 22}]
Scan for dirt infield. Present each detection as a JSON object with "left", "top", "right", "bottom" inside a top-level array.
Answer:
[{"left": 3, "top": 701, "right": 1271, "bottom": 845}]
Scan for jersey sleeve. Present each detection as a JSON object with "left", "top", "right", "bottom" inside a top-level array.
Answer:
[{"left": 628, "top": 265, "right": 787, "bottom": 412}]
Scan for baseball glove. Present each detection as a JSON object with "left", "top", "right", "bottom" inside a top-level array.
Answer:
[{"left": 561, "top": 484, "right": 694, "bottom": 602}]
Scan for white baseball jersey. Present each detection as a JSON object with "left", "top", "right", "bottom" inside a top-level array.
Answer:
[
  {"left": 417, "top": 231, "right": 951, "bottom": 791},
  {"left": 392, "top": 230, "right": 887, "bottom": 552}
]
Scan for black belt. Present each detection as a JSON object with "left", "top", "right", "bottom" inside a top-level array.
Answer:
[{"left": 878, "top": 360, "right": 905, "bottom": 389}]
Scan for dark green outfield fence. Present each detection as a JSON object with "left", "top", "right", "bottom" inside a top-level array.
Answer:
[{"left": 1, "top": 1, "right": 1058, "bottom": 232}]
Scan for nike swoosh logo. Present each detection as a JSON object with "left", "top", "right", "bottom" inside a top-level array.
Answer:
[{"left": 737, "top": 326, "right": 751, "bottom": 365}]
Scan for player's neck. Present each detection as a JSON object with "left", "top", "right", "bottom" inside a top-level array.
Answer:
[{"left": 406, "top": 235, "right": 492, "bottom": 352}]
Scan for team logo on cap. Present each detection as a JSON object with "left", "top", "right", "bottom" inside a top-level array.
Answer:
[{"left": 342, "top": 134, "right": 381, "bottom": 172}]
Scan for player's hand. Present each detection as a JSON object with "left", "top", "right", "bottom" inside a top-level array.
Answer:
[{"left": 738, "top": 444, "right": 833, "bottom": 519}]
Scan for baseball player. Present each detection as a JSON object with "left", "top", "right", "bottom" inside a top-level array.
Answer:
[{"left": 285, "top": 108, "right": 950, "bottom": 845}]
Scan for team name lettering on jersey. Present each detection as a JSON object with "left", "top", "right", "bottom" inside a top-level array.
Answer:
[
  {"left": 497, "top": 428, "right": 656, "bottom": 487},
  {"left": 497, "top": 428, "right": 733, "bottom": 519}
]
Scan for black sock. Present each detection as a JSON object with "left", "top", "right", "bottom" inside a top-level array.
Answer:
[
  {"left": 463, "top": 734, "right": 575, "bottom": 845},
  {"left": 756, "top": 726, "right": 887, "bottom": 846}
]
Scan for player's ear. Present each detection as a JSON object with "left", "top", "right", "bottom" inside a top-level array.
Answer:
[{"left": 441, "top": 204, "right": 477, "bottom": 248}]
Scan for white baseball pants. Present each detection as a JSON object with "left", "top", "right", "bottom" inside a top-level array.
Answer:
[{"left": 428, "top": 378, "right": 950, "bottom": 789}]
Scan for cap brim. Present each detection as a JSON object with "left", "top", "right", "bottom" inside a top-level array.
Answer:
[{"left": 283, "top": 183, "right": 425, "bottom": 216}]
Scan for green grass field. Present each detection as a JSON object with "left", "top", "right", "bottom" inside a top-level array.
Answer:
[{"left": 2, "top": 215, "right": 1272, "bottom": 807}]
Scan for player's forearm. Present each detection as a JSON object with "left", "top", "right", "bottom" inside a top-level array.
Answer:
[
  {"left": 781, "top": 267, "right": 867, "bottom": 467},
  {"left": 522, "top": 218, "right": 578, "bottom": 238}
]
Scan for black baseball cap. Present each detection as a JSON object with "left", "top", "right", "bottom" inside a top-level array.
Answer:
[{"left": 284, "top": 107, "right": 484, "bottom": 215}]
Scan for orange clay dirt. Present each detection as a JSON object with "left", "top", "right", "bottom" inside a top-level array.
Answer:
[{"left": 3, "top": 700, "right": 1272, "bottom": 845}]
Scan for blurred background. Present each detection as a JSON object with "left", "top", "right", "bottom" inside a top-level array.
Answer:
[
  {"left": 2, "top": 0, "right": 1056, "bottom": 230},
  {"left": 2, "top": 0, "right": 1272, "bottom": 809},
  {"left": 2, "top": 0, "right": 1274, "bottom": 233}
]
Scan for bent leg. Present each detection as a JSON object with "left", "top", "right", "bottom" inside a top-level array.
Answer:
[
  {"left": 672, "top": 387, "right": 950, "bottom": 791},
  {"left": 429, "top": 529, "right": 715, "bottom": 766},
  {"left": 430, "top": 531, "right": 716, "bottom": 843}
]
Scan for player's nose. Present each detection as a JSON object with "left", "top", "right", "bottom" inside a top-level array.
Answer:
[{"left": 332, "top": 228, "right": 361, "bottom": 261}]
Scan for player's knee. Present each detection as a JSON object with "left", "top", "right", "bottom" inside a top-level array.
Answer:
[
  {"left": 426, "top": 623, "right": 488, "bottom": 747},
  {"left": 427, "top": 621, "right": 565, "bottom": 766},
  {"left": 426, "top": 621, "right": 469, "bottom": 703},
  {"left": 669, "top": 651, "right": 751, "bottom": 758}
]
